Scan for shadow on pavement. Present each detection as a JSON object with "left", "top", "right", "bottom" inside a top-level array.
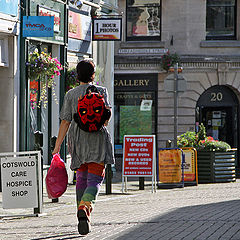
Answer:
[{"left": 114, "top": 199, "right": 240, "bottom": 240}]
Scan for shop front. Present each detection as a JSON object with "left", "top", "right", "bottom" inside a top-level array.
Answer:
[
  {"left": 114, "top": 73, "right": 158, "bottom": 171},
  {"left": 67, "top": 2, "right": 92, "bottom": 67},
  {"left": 20, "top": 0, "right": 67, "bottom": 164},
  {"left": 0, "top": 1, "right": 19, "bottom": 153}
]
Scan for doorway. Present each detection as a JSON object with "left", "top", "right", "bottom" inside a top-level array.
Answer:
[
  {"left": 201, "top": 107, "right": 235, "bottom": 146},
  {"left": 27, "top": 42, "right": 52, "bottom": 165},
  {"left": 196, "top": 85, "right": 239, "bottom": 170}
]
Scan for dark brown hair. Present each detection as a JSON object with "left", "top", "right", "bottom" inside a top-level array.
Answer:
[{"left": 76, "top": 59, "right": 95, "bottom": 83}]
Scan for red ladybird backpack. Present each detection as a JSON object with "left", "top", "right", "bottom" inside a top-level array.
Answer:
[{"left": 73, "top": 85, "right": 111, "bottom": 132}]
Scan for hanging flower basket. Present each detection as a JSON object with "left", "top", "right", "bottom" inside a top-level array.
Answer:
[
  {"left": 26, "top": 49, "right": 63, "bottom": 109},
  {"left": 161, "top": 52, "right": 181, "bottom": 72}
]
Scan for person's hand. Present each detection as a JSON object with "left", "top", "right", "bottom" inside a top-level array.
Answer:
[
  {"left": 52, "top": 145, "right": 60, "bottom": 155},
  {"left": 104, "top": 120, "right": 109, "bottom": 126}
]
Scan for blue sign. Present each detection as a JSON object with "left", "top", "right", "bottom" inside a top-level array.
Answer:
[
  {"left": 23, "top": 16, "right": 54, "bottom": 37},
  {"left": 0, "top": 0, "right": 18, "bottom": 16}
]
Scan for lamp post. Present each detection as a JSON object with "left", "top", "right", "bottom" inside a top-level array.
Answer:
[{"left": 173, "top": 63, "right": 178, "bottom": 147}]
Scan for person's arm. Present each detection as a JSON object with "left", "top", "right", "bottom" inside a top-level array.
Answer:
[{"left": 52, "top": 120, "right": 71, "bottom": 155}]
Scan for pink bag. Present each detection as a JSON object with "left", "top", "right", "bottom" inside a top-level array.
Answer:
[{"left": 46, "top": 154, "right": 68, "bottom": 199}]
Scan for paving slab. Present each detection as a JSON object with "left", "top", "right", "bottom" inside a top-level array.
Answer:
[{"left": 1, "top": 177, "right": 240, "bottom": 239}]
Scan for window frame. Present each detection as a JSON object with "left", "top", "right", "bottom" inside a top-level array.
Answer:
[
  {"left": 206, "top": 0, "right": 237, "bottom": 40},
  {"left": 126, "top": 0, "right": 161, "bottom": 41}
]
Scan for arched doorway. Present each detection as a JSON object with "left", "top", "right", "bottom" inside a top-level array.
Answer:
[{"left": 196, "top": 85, "right": 239, "bottom": 169}]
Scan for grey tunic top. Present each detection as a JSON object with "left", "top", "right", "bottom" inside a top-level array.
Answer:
[{"left": 60, "top": 84, "right": 115, "bottom": 170}]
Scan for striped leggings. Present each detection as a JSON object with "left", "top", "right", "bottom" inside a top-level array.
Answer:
[{"left": 76, "top": 162, "right": 105, "bottom": 219}]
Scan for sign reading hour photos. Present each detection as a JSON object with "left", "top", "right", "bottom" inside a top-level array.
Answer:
[
  {"left": 92, "top": 18, "right": 122, "bottom": 41},
  {"left": 1, "top": 156, "right": 38, "bottom": 209},
  {"left": 123, "top": 135, "right": 155, "bottom": 176}
]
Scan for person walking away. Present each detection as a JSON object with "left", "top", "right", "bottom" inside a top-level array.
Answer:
[{"left": 52, "top": 59, "right": 115, "bottom": 235}]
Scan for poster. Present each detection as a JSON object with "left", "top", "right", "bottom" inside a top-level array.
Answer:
[
  {"left": 119, "top": 106, "right": 152, "bottom": 143},
  {"left": 158, "top": 149, "right": 182, "bottom": 183}
]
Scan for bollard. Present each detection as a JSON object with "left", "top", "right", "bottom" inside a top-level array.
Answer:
[
  {"left": 105, "top": 164, "right": 112, "bottom": 194},
  {"left": 139, "top": 177, "right": 144, "bottom": 190},
  {"left": 50, "top": 136, "right": 59, "bottom": 203},
  {"left": 166, "top": 140, "right": 172, "bottom": 148},
  {"left": 34, "top": 131, "right": 43, "bottom": 214}
]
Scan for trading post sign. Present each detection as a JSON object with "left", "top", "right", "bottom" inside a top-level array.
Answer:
[
  {"left": 92, "top": 18, "right": 122, "bottom": 41},
  {"left": 123, "top": 135, "right": 155, "bottom": 177}
]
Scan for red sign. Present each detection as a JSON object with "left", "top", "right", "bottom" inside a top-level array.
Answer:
[
  {"left": 123, "top": 136, "right": 155, "bottom": 176},
  {"left": 38, "top": 6, "right": 60, "bottom": 32}
]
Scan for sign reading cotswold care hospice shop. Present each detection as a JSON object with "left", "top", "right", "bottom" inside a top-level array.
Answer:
[{"left": 92, "top": 18, "right": 122, "bottom": 41}]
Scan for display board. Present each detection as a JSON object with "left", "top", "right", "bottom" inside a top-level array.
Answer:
[
  {"left": 158, "top": 148, "right": 184, "bottom": 188},
  {"left": 0, "top": 151, "right": 42, "bottom": 216},
  {"left": 122, "top": 135, "right": 156, "bottom": 192}
]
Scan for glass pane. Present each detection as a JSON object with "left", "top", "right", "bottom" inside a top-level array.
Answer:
[
  {"left": 207, "top": 0, "right": 235, "bottom": 6},
  {"left": 127, "top": 6, "right": 160, "bottom": 37},
  {"left": 114, "top": 92, "right": 155, "bottom": 145},
  {"left": 127, "top": 0, "right": 160, "bottom": 7},
  {"left": 41, "top": 104, "right": 49, "bottom": 164},
  {"left": 206, "top": 5, "right": 235, "bottom": 37}
]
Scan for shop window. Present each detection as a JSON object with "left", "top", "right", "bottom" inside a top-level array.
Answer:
[
  {"left": 0, "top": 37, "right": 8, "bottom": 67},
  {"left": 126, "top": 0, "right": 161, "bottom": 41},
  {"left": 114, "top": 91, "right": 156, "bottom": 154},
  {"left": 206, "top": 0, "right": 236, "bottom": 40}
]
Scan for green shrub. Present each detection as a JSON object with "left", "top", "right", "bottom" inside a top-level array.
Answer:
[
  {"left": 177, "top": 126, "right": 231, "bottom": 152},
  {"left": 177, "top": 131, "right": 198, "bottom": 148},
  {"left": 198, "top": 136, "right": 231, "bottom": 151}
]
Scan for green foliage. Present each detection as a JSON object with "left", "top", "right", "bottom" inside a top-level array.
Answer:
[
  {"left": 177, "top": 125, "right": 231, "bottom": 152},
  {"left": 198, "top": 136, "right": 231, "bottom": 151},
  {"left": 161, "top": 52, "right": 181, "bottom": 71},
  {"left": 197, "top": 123, "right": 206, "bottom": 141},
  {"left": 26, "top": 49, "right": 63, "bottom": 108},
  {"left": 177, "top": 131, "right": 198, "bottom": 148},
  {"left": 65, "top": 68, "right": 78, "bottom": 92}
]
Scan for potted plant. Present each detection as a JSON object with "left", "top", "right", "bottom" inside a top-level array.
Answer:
[
  {"left": 26, "top": 49, "right": 63, "bottom": 109},
  {"left": 177, "top": 124, "right": 236, "bottom": 183}
]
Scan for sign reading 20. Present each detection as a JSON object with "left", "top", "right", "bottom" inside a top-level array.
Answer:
[{"left": 211, "top": 92, "right": 223, "bottom": 102}]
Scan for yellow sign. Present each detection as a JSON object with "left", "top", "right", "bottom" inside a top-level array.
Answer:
[
  {"left": 182, "top": 148, "right": 198, "bottom": 184},
  {"left": 158, "top": 149, "right": 182, "bottom": 183}
]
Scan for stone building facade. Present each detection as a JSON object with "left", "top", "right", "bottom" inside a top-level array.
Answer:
[{"left": 114, "top": 0, "right": 240, "bottom": 171}]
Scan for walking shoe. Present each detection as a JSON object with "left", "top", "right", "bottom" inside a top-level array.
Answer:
[{"left": 77, "top": 209, "right": 91, "bottom": 235}]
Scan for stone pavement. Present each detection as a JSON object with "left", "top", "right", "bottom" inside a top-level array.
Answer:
[{"left": 1, "top": 175, "right": 240, "bottom": 240}]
